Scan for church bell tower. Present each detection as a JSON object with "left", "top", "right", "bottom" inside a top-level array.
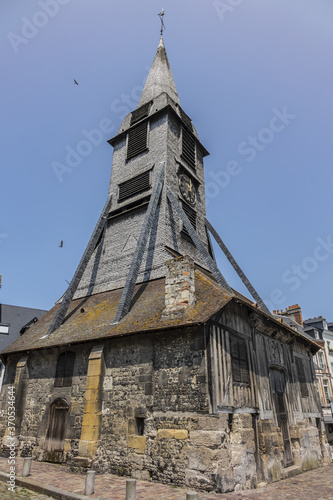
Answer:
[
  {"left": 46, "top": 31, "right": 270, "bottom": 335},
  {"left": 72, "top": 37, "right": 213, "bottom": 300}
]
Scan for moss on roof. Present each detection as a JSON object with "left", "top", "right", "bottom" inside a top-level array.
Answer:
[
  {"left": 1, "top": 269, "right": 319, "bottom": 356},
  {"left": 1, "top": 270, "right": 232, "bottom": 355}
]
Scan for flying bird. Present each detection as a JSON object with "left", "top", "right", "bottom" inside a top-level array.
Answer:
[
  {"left": 59, "top": 240, "right": 63, "bottom": 248},
  {"left": 74, "top": 79, "right": 79, "bottom": 85}
]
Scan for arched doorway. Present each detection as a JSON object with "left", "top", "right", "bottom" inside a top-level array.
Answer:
[{"left": 44, "top": 398, "right": 69, "bottom": 463}]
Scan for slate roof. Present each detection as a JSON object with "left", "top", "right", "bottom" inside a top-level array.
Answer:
[
  {"left": 0, "top": 270, "right": 232, "bottom": 355},
  {"left": 1, "top": 269, "right": 319, "bottom": 357}
]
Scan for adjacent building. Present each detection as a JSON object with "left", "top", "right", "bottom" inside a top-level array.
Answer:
[
  {"left": 304, "top": 317, "right": 333, "bottom": 443},
  {"left": 0, "top": 304, "right": 46, "bottom": 392},
  {"left": 0, "top": 38, "right": 330, "bottom": 493},
  {"left": 274, "top": 306, "right": 333, "bottom": 445}
]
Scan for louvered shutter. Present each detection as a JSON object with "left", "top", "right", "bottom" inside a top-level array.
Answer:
[
  {"left": 181, "top": 202, "right": 197, "bottom": 240},
  {"left": 118, "top": 170, "right": 151, "bottom": 203},
  {"left": 127, "top": 122, "right": 148, "bottom": 160},
  {"left": 179, "top": 108, "right": 193, "bottom": 130},
  {"left": 182, "top": 202, "right": 196, "bottom": 229},
  {"left": 181, "top": 127, "right": 196, "bottom": 170},
  {"left": 130, "top": 103, "right": 150, "bottom": 125}
]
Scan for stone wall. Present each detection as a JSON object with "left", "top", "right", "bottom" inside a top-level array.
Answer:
[{"left": 0, "top": 325, "right": 329, "bottom": 493}]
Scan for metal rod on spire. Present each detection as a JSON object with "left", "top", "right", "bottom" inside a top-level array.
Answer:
[{"left": 158, "top": 8, "right": 165, "bottom": 36}]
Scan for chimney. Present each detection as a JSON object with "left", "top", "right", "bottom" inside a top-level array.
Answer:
[
  {"left": 162, "top": 255, "right": 195, "bottom": 319},
  {"left": 276, "top": 304, "right": 303, "bottom": 326}
]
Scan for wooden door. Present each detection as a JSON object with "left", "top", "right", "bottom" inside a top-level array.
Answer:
[
  {"left": 270, "top": 369, "right": 293, "bottom": 467},
  {"left": 44, "top": 398, "right": 69, "bottom": 463}
]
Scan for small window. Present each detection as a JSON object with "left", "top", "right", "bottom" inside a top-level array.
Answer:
[
  {"left": 317, "top": 351, "right": 326, "bottom": 371},
  {"left": 127, "top": 121, "right": 148, "bottom": 160},
  {"left": 0, "top": 324, "right": 9, "bottom": 334},
  {"left": 181, "top": 126, "right": 196, "bottom": 170},
  {"left": 54, "top": 352, "right": 75, "bottom": 387},
  {"left": 135, "top": 417, "right": 145, "bottom": 436},
  {"left": 295, "top": 357, "right": 309, "bottom": 398},
  {"left": 230, "top": 337, "right": 250, "bottom": 386},
  {"left": 323, "top": 379, "right": 331, "bottom": 405},
  {"left": 118, "top": 170, "right": 151, "bottom": 203}
]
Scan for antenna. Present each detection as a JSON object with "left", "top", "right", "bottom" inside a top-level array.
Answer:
[{"left": 158, "top": 8, "right": 165, "bottom": 36}]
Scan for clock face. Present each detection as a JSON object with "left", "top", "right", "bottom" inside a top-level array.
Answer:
[{"left": 179, "top": 174, "right": 196, "bottom": 206}]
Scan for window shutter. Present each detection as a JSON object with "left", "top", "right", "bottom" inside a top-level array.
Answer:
[
  {"left": 181, "top": 202, "right": 197, "bottom": 240},
  {"left": 63, "top": 352, "right": 75, "bottom": 387},
  {"left": 230, "top": 337, "right": 250, "bottom": 385},
  {"left": 127, "top": 121, "right": 148, "bottom": 160},
  {"left": 54, "top": 353, "right": 66, "bottom": 387},
  {"left": 130, "top": 103, "right": 150, "bottom": 125},
  {"left": 55, "top": 352, "right": 75, "bottom": 387},
  {"left": 181, "top": 127, "right": 196, "bottom": 170},
  {"left": 118, "top": 170, "right": 151, "bottom": 203},
  {"left": 295, "top": 357, "right": 309, "bottom": 397},
  {"left": 182, "top": 202, "right": 196, "bottom": 229},
  {"left": 179, "top": 108, "right": 193, "bottom": 130}
]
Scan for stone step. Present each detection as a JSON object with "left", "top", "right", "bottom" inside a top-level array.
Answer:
[{"left": 283, "top": 464, "right": 302, "bottom": 479}]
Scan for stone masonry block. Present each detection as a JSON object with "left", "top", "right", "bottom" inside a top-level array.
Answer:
[
  {"left": 87, "top": 360, "right": 103, "bottom": 377},
  {"left": 80, "top": 424, "right": 100, "bottom": 441},
  {"left": 86, "top": 375, "right": 102, "bottom": 390},
  {"left": 190, "top": 430, "right": 222, "bottom": 448},
  {"left": 127, "top": 435, "right": 146, "bottom": 454}
]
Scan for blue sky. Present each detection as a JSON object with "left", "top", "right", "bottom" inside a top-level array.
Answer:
[{"left": 1, "top": 0, "right": 332, "bottom": 323}]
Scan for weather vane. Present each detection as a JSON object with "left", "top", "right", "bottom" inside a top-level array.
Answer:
[{"left": 158, "top": 8, "right": 165, "bottom": 36}]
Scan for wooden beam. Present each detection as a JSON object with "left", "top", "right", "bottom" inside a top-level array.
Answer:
[
  {"left": 166, "top": 189, "right": 233, "bottom": 293},
  {"left": 45, "top": 194, "right": 112, "bottom": 336},
  {"left": 205, "top": 218, "right": 271, "bottom": 315}
]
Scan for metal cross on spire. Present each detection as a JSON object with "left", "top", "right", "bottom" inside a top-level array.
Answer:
[{"left": 158, "top": 8, "right": 165, "bottom": 36}]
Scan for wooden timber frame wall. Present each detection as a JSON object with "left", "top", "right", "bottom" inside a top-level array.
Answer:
[{"left": 207, "top": 300, "right": 321, "bottom": 422}]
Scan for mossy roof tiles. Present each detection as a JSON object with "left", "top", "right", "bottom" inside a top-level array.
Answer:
[{"left": 1, "top": 270, "right": 232, "bottom": 354}]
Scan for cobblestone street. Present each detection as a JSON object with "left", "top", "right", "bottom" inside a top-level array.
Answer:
[
  {"left": 0, "top": 480, "right": 51, "bottom": 500},
  {"left": 0, "top": 457, "right": 332, "bottom": 500}
]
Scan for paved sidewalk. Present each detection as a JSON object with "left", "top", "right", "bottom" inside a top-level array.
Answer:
[{"left": 0, "top": 456, "right": 332, "bottom": 500}]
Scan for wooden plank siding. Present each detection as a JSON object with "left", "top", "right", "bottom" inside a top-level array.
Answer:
[
  {"left": 208, "top": 301, "right": 321, "bottom": 420},
  {"left": 209, "top": 322, "right": 256, "bottom": 412}
]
